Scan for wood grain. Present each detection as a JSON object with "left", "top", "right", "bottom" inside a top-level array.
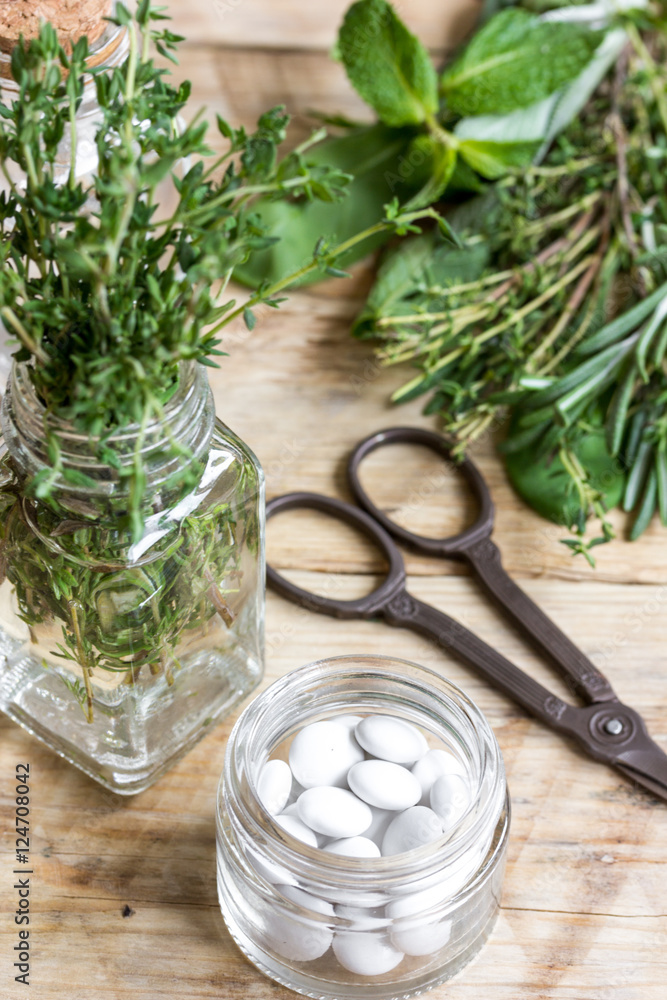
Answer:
[
  {"left": 1, "top": 2, "right": 666, "bottom": 999},
  {"left": 167, "top": 0, "right": 482, "bottom": 52}
]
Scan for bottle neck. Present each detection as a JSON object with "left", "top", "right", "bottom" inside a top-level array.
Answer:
[{"left": 1, "top": 361, "right": 216, "bottom": 503}]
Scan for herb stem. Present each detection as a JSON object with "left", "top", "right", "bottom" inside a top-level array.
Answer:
[
  {"left": 68, "top": 600, "right": 94, "bottom": 723},
  {"left": 214, "top": 209, "right": 442, "bottom": 334},
  {"left": 518, "top": 192, "right": 601, "bottom": 238},
  {"left": 627, "top": 23, "right": 667, "bottom": 136},
  {"left": 0, "top": 308, "right": 48, "bottom": 362},
  {"left": 391, "top": 254, "right": 596, "bottom": 396},
  {"left": 422, "top": 270, "right": 515, "bottom": 298}
]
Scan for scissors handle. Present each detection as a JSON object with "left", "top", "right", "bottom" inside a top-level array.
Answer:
[
  {"left": 465, "top": 538, "right": 616, "bottom": 703},
  {"left": 265, "top": 492, "right": 667, "bottom": 800},
  {"left": 348, "top": 425, "right": 615, "bottom": 705},
  {"left": 348, "top": 427, "right": 494, "bottom": 557}
]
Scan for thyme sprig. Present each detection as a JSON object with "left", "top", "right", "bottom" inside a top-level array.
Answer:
[
  {"left": 354, "top": 10, "right": 667, "bottom": 556},
  {"left": 0, "top": 1, "right": 439, "bottom": 531}
]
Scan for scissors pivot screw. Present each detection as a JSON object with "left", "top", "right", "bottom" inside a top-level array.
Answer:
[{"left": 604, "top": 718, "right": 624, "bottom": 736}]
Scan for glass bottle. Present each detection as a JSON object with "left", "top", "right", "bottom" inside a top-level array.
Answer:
[
  {"left": 216, "top": 655, "right": 509, "bottom": 1000},
  {"left": 0, "top": 361, "right": 265, "bottom": 793}
]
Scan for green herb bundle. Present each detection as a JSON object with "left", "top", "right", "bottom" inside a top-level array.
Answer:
[
  {"left": 351, "top": 0, "right": 667, "bottom": 558},
  {"left": 244, "top": 0, "right": 667, "bottom": 560},
  {"left": 0, "top": 1, "right": 441, "bottom": 718}
]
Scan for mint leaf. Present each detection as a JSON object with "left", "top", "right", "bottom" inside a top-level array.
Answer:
[
  {"left": 352, "top": 232, "right": 437, "bottom": 338},
  {"left": 233, "top": 124, "right": 420, "bottom": 289},
  {"left": 402, "top": 136, "right": 457, "bottom": 210},
  {"left": 440, "top": 9, "right": 605, "bottom": 117},
  {"left": 338, "top": 0, "right": 438, "bottom": 127},
  {"left": 458, "top": 138, "right": 540, "bottom": 179}
]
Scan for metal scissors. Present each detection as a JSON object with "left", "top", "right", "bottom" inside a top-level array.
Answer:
[{"left": 265, "top": 426, "right": 667, "bottom": 802}]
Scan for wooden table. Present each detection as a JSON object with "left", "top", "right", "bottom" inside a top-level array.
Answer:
[{"left": 1, "top": 2, "right": 666, "bottom": 997}]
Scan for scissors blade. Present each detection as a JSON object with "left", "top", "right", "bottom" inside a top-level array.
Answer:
[{"left": 613, "top": 745, "right": 667, "bottom": 802}]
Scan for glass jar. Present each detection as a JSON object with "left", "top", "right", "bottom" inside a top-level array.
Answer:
[
  {"left": 0, "top": 361, "right": 264, "bottom": 793},
  {"left": 216, "top": 655, "right": 509, "bottom": 1000}
]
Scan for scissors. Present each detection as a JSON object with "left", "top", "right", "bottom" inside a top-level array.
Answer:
[{"left": 265, "top": 426, "right": 667, "bottom": 803}]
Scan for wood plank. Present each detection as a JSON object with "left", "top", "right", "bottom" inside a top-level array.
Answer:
[
  {"left": 165, "top": 0, "right": 482, "bottom": 53},
  {"left": 1, "top": 3, "right": 666, "bottom": 998},
  {"left": 1, "top": 577, "right": 665, "bottom": 998},
  {"left": 174, "top": 44, "right": 373, "bottom": 149}
]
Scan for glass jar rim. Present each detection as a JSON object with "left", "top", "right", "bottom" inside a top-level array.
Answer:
[
  {"left": 221, "top": 654, "right": 507, "bottom": 891},
  {"left": 0, "top": 359, "right": 216, "bottom": 507},
  {"left": 5, "top": 358, "right": 202, "bottom": 445}
]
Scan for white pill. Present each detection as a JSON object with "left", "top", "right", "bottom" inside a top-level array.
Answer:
[
  {"left": 387, "top": 852, "right": 481, "bottom": 916},
  {"left": 324, "top": 836, "right": 381, "bottom": 859},
  {"left": 286, "top": 777, "right": 306, "bottom": 806},
  {"left": 318, "top": 886, "right": 388, "bottom": 909},
  {"left": 336, "top": 714, "right": 365, "bottom": 731},
  {"left": 333, "top": 931, "right": 404, "bottom": 976},
  {"left": 381, "top": 806, "right": 443, "bottom": 856},
  {"left": 289, "top": 720, "right": 364, "bottom": 788},
  {"left": 297, "top": 787, "right": 372, "bottom": 838},
  {"left": 386, "top": 879, "right": 455, "bottom": 920},
  {"left": 348, "top": 760, "right": 422, "bottom": 811},
  {"left": 355, "top": 715, "right": 428, "bottom": 764},
  {"left": 274, "top": 812, "right": 318, "bottom": 848},
  {"left": 430, "top": 773, "right": 471, "bottom": 829},
  {"left": 280, "top": 802, "right": 300, "bottom": 818},
  {"left": 364, "top": 806, "right": 394, "bottom": 847},
  {"left": 279, "top": 883, "right": 334, "bottom": 916},
  {"left": 257, "top": 759, "right": 292, "bottom": 815},
  {"left": 411, "top": 749, "right": 466, "bottom": 804},
  {"left": 391, "top": 918, "right": 452, "bottom": 957},
  {"left": 262, "top": 884, "right": 334, "bottom": 962}
]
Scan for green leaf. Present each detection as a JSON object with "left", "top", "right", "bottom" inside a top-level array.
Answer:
[
  {"left": 623, "top": 440, "right": 653, "bottom": 512},
  {"left": 605, "top": 361, "right": 637, "bottom": 457},
  {"left": 440, "top": 9, "right": 604, "bottom": 117},
  {"left": 338, "top": 0, "right": 438, "bottom": 127},
  {"left": 656, "top": 448, "right": 667, "bottom": 526},
  {"left": 635, "top": 297, "right": 667, "bottom": 381},
  {"left": 457, "top": 137, "right": 540, "bottom": 179},
  {"left": 402, "top": 137, "right": 457, "bottom": 210},
  {"left": 353, "top": 232, "right": 489, "bottom": 338},
  {"left": 630, "top": 468, "right": 657, "bottom": 541},
  {"left": 446, "top": 155, "right": 485, "bottom": 193},
  {"left": 504, "top": 419, "right": 624, "bottom": 527},
  {"left": 352, "top": 230, "right": 437, "bottom": 337},
  {"left": 243, "top": 308, "right": 256, "bottom": 331},
  {"left": 574, "top": 282, "right": 667, "bottom": 357},
  {"left": 524, "top": 335, "right": 640, "bottom": 412},
  {"left": 233, "top": 124, "right": 420, "bottom": 289}
]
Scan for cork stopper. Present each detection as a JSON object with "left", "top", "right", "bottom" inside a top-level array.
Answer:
[{"left": 0, "top": 1, "right": 113, "bottom": 55}]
